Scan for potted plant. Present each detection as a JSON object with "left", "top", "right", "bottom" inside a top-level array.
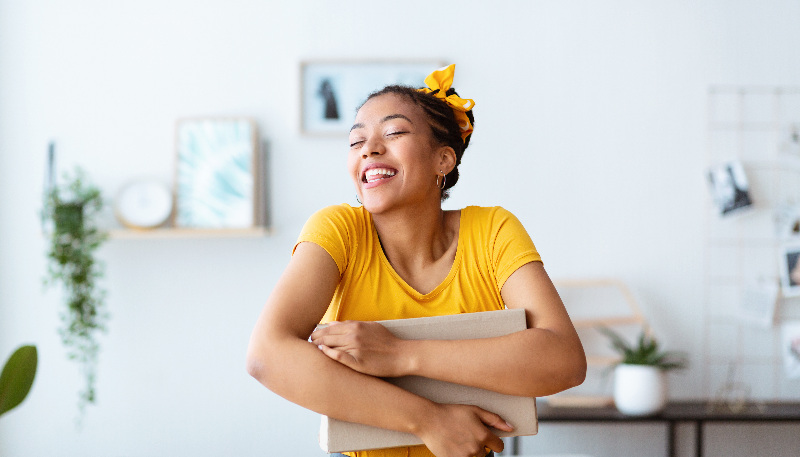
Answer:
[
  {"left": 43, "top": 168, "right": 108, "bottom": 415},
  {"left": 599, "top": 327, "right": 687, "bottom": 416},
  {"left": 0, "top": 345, "right": 37, "bottom": 418}
]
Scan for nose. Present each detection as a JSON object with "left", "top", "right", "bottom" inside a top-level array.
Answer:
[{"left": 361, "top": 136, "right": 385, "bottom": 158}]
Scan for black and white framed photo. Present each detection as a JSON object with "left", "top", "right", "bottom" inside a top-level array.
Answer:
[
  {"left": 779, "top": 242, "right": 800, "bottom": 297},
  {"left": 300, "top": 60, "right": 443, "bottom": 135},
  {"left": 707, "top": 160, "right": 754, "bottom": 216},
  {"left": 174, "top": 118, "right": 260, "bottom": 229}
]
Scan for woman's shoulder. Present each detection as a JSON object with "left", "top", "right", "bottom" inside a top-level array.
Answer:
[
  {"left": 461, "top": 205, "right": 519, "bottom": 222},
  {"left": 461, "top": 206, "right": 529, "bottom": 238},
  {"left": 310, "top": 203, "right": 365, "bottom": 216},
  {"left": 306, "top": 204, "right": 371, "bottom": 227},
  {"left": 297, "top": 204, "right": 372, "bottom": 266}
]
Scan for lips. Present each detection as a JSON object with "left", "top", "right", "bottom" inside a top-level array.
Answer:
[
  {"left": 360, "top": 163, "right": 398, "bottom": 188},
  {"left": 364, "top": 168, "right": 397, "bottom": 183}
]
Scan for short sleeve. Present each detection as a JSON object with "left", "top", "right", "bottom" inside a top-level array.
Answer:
[
  {"left": 293, "top": 204, "right": 361, "bottom": 276},
  {"left": 490, "top": 207, "right": 542, "bottom": 289}
]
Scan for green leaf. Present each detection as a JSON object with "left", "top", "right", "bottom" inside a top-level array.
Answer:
[
  {"left": 0, "top": 345, "right": 38, "bottom": 416},
  {"left": 597, "top": 327, "right": 632, "bottom": 353},
  {"left": 597, "top": 326, "right": 688, "bottom": 370}
]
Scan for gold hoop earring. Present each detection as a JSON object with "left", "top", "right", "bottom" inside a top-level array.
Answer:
[{"left": 437, "top": 171, "right": 447, "bottom": 190}]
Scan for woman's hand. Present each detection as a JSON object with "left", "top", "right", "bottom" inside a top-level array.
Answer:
[
  {"left": 415, "top": 403, "right": 513, "bottom": 457},
  {"left": 310, "top": 321, "right": 412, "bottom": 378},
  {"left": 312, "top": 321, "right": 514, "bottom": 456}
]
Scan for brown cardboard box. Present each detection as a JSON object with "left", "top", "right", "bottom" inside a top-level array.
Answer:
[{"left": 319, "top": 308, "right": 538, "bottom": 453}]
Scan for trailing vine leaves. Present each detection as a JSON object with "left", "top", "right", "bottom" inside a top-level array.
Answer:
[{"left": 43, "top": 168, "right": 108, "bottom": 417}]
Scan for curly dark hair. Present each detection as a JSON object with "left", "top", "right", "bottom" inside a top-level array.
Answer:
[{"left": 361, "top": 85, "right": 474, "bottom": 200}]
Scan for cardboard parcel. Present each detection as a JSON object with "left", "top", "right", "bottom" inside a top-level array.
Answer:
[{"left": 319, "top": 308, "right": 538, "bottom": 453}]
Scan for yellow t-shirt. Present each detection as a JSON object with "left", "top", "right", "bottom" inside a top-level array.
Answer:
[{"left": 294, "top": 204, "right": 541, "bottom": 457}]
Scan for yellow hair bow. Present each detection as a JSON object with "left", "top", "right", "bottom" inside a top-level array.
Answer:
[{"left": 418, "top": 64, "right": 475, "bottom": 142}]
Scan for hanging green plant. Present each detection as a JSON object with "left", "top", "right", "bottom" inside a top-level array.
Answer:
[{"left": 43, "top": 168, "right": 108, "bottom": 414}]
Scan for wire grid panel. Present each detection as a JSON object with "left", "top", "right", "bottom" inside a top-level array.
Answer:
[{"left": 704, "top": 86, "right": 800, "bottom": 402}]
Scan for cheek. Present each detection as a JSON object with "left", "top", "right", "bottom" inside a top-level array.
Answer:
[{"left": 347, "top": 153, "right": 360, "bottom": 183}]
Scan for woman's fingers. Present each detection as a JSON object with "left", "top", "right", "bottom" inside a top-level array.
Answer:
[
  {"left": 310, "top": 322, "right": 357, "bottom": 349},
  {"left": 416, "top": 403, "right": 512, "bottom": 457},
  {"left": 475, "top": 408, "right": 512, "bottom": 453},
  {"left": 310, "top": 321, "right": 407, "bottom": 377},
  {"left": 311, "top": 332, "right": 349, "bottom": 349},
  {"left": 478, "top": 408, "right": 515, "bottom": 433},
  {"left": 316, "top": 343, "right": 357, "bottom": 367}
]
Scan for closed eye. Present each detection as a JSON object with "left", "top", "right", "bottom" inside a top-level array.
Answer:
[{"left": 350, "top": 139, "right": 365, "bottom": 148}]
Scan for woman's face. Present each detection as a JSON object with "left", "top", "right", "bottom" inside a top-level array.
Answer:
[{"left": 348, "top": 93, "right": 452, "bottom": 213}]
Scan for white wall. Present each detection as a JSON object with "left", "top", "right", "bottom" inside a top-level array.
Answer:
[{"left": 1, "top": 1, "right": 798, "bottom": 456}]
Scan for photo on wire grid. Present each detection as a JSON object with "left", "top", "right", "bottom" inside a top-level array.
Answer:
[
  {"left": 738, "top": 280, "right": 778, "bottom": 328},
  {"left": 707, "top": 160, "right": 753, "bottom": 216},
  {"left": 784, "top": 123, "right": 800, "bottom": 156},
  {"left": 779, "top": 243, "right": 800, "bottom": 297},
  {"left": 781, "top": 321, "right": 800, "bottom": 379},
  {"left": 774, "top": 203, "right": 800, "bottom": 238}
]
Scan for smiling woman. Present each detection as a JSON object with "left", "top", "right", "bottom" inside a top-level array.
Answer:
[
  {"left": 247, "top": 64, "right": 586, "bottom": 457},
  {"left": 348, "top": 74, "right": 475, "bottom": 203}
]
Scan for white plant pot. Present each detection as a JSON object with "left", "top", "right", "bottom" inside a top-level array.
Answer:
[{"left": 613, "top": 364, "right": 667, "bottom": 416}]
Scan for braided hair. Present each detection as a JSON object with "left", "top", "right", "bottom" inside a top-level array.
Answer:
[{"left": 361, "top": 85, "right": 474, "bottom": 200}]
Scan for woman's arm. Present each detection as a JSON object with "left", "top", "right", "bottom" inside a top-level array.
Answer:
[
  {"left": 247, "top": 242, "right": 513, "bottom": 457},
  {"left": 312, "top": 261, "right": 586, "bottom": 397}
]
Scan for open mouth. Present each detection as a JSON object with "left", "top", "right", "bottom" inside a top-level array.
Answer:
[{"left": 362, "top": 168, "right": 397, "bottom": 184}]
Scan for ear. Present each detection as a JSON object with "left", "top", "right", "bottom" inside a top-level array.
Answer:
[{"left": 436, "top": 145, "right": 457, "bottom": 174}]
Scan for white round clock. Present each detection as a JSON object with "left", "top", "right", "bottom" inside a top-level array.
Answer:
[{"left": 114, "top": 180, "right": 173, "bottom": 229}]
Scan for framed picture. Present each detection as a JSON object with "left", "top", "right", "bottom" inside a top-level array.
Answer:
[
  {"left": 300, "top": 60, "right": 443, "bottom": 135},
  {"left": 174, "top": 118, "right": 261, "bottom": 229},
  {"left": 779, "top": 242, "right": 800, "bottom": 297},
  {"left": 707, "top": 160, "right": 754, "bottom": 217}
]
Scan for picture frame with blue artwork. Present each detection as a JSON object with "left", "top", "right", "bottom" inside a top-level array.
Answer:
[
  {"left": 174, "top": 118, "right": 263, "bottom": 229},
  {"left": 300, "top": 60, "right": 444, "bottom": 135}
]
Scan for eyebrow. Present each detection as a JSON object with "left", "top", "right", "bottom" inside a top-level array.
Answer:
[
  {"left": 382, "top": 114, "right": 413, "bottom": 124},
  {"left": 350, "top": 114, "right": 414, "bottom": 132}
]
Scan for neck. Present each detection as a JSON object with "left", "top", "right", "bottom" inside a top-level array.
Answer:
[{"left": 372, "top": 202, "right": 454, "bottom": 270}]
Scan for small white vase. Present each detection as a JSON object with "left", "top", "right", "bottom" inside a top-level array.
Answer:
[{"left": 613, "top": 364, "right": 667, "bottom": 416}]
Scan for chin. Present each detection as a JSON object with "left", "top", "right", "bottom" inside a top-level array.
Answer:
[
  {"left": 361, "top": 201, "right": 384, "bottom": 214},
  {"left": 361, "top": 197, "right": 394, "bottom": 214}
]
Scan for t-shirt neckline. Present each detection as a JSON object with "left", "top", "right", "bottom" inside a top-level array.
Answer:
[{"left": 371, "top": 209, "right": 465, "bottom": 300}]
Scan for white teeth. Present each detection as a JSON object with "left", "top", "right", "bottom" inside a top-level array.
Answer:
[{"left": 364, "top": 168, "right": 396, "bottom": 183}]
